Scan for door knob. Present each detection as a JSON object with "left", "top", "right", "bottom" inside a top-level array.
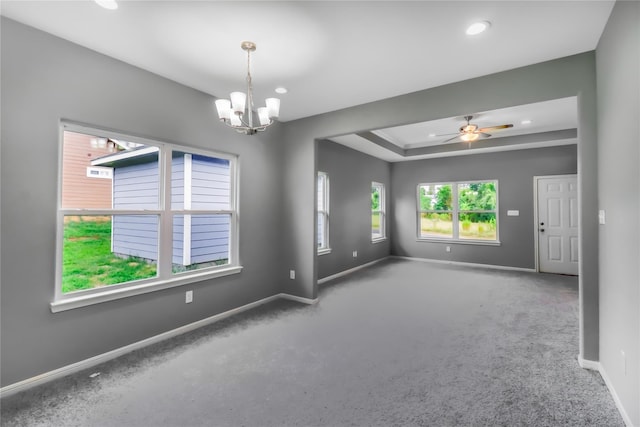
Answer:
[
  {"left": 540, "top": 228, "right": 545, "bottom": 232},
  {"left": 540, "top": 222, "right": 544, "bottom": 226}
]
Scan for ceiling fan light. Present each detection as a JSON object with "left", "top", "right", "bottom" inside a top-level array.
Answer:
[{"left": 460, "top": 133, "right": 480, "bottom": 142}]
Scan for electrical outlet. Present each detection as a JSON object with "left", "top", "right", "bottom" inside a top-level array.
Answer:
[
  {"left": 599, "top": 210, "right": 606, "bottom": 225},
  {"left": 446, "top": 246, "right": 451, "bottom": 252},
  {"left": 290, "top": 270, "right": 295, "bottom": 280},
  {"left": 352, "top": 250, "right": 358, "bottom": 258},
  {"left": 621, "top": 350, "right": 626, "bottom": 375},
  {"left": 185, "top": 290, "right": 193, "bottom": 304}
]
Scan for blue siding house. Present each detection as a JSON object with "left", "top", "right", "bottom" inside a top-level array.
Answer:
[{"left": 92, "top": 148, "right": 230, "bottom": 267}]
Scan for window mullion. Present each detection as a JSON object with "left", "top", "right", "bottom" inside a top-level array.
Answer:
[
  {"left": 452, "top": 184, "right": 459, "bottom": 240},
  {"left": 158, "top": 146, "right": 173, "bottom": 279}
]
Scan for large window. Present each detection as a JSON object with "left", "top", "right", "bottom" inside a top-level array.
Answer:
[
  {"left": 54, "top": 122, "right": 240, "bottom": 311},
  {"left": 417, "top": 180, "right": 498, "bottom": 242},
  {"left": 371, "top": 182, "right": 386, "bottom": 241},
  {"left": 317, "top": 171, "right": 330, "bottom": 254}
]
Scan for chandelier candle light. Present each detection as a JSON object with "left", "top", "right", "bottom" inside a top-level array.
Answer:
[{"left": 215, "top": 41, "right": 280, "bottom": 135}]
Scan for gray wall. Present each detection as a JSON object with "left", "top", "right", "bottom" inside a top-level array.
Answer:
[
  {"left": 0, "top": 18, "right": 286, "bottom": 386},
  {"left": 596, "top": 1, "right": 640, "bottom": 424},
  {"left": 317, "top": 140, "right": 391, "bottom": 279},
  {"left": 391, "top": 146, "right": 577, "bottom": 269},
  {"left": 281, "top": 52, "right": 599, "bottom": 362}
]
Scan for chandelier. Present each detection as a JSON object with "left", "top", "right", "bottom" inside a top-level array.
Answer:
[{"left": 214, "top": 41, "right": 280, "bottom": 135}]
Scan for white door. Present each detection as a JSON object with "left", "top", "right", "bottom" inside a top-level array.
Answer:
[{"left": 536, "top": 175, "right": 579, "bottom": 275}]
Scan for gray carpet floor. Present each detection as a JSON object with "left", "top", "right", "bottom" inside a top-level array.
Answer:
[{"left": 1, "top": 258, "right": 624, "bottom": 426}]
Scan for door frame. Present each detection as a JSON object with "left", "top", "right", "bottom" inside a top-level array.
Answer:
[{"left": 533, "top": 174, "right": 578, "bottom": 273}]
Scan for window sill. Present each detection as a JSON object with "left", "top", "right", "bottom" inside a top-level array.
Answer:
[
  {"left": 371, "top": 237, "right": 387, "bottom": 244},
  {"left": 416, "top": 238, "right": 501, "bottom": 246},
  {"left": 317, "top": 248, "right": 332, "bottom": 256},
  {"left": 51, "top": 265, "right": 243, "bottom": 313}
]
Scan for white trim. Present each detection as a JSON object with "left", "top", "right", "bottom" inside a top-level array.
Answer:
[
  {"left": 577, "top": 357, "right": 635, "bottom": 427},
  {"left": 159, "top": 147, "right": 173, "bottom": 277},
  {"left": 278, "top": 293, "right": 319, "bottom": 305},
  {"left": 599, "top": 368, "right": 636, "bottom": 427},
  {"left": 51, "top": 266, "right": 243, "bottom": 313},
  {"left": 4, "top": 292, "right": 317, "bottom": 399},
  {"left": 183, "top": 153, "right": 192, "bottom": 265},
  {"left": 416, "top": 238, "right": 501, "bottom": 246},
  {"left": 61, "top": 120, "right": 239, "bottom": 163},
  {"left": 183, "top": 215, "right": 192, "bottom": 265},
  {"left": 317, "top": 247, "right": 332, "bottom": 256},
  {"left": 393, "top": 256, "right": 536, "bottom": 273},
  {"left": 577, "top": 355, "right": 600, "bottom": 371},
  {"left": 317, "top": 257, "right": 389, "bottom": 285},
  {"left": 317, "top": 171, "right": 330, "bottom": 252}
]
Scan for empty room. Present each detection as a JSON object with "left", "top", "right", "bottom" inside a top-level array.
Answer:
[{"left": 1, "top": 1, "right": 638, "bottom": 426}]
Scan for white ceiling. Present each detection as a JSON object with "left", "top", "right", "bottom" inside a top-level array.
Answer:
[
  {"left": 1, "top": 1, "right": 613, "bottom": 160},
  {"left": 350, "top": 96, "right": 578, "bottom": 161}
]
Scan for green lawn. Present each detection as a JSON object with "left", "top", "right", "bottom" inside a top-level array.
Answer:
[
  {"left": 371, "top": 213, "right": 380, "bottom": 230},
  {"left": 62, "top": 218, "right": 156, "bottom": 293},
  {"left": 420, "top": 217, "right": 496, "bottom": 240}
]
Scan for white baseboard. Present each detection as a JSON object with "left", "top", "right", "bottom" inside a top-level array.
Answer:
[
  {"left": 577, "top": 355, "right": 601, "bottom": 371},
  {"left": 393, "top": 255, "right": 537, "bottom": 273},
  {"left": 597, "top": 363, "right": 635, "bottom": 427},
  {"left": 317, "top": 257, "right": 389, "bottom": 285},
  {"left": 577, "top": 356, "right": 635, "bottom": 426},
  {"left": 0, "top": 292, "right": 312, "bottom": 399},
  {"left": 278, "top": 293, "right": 318, "bottom": 305}
]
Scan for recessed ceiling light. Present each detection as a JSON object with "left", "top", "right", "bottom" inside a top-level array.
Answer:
[
  {"left": 466, "top": 21, "right": 491, "bottom": 36},
  {"left": 275, "top": 87, "right": 288, "bottom": 94},
  {"left": 428, "top": 133, "right": 436, "bottom": 137},
  {"left": 95, "top": 0, "right": 118, "bottom": 10},
  {"left": 521, "top": 119, "right": 532, "bottom": 125}
]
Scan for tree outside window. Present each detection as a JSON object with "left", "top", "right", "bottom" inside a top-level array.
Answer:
[
  {"left": 372, "top": 182, "right": 386, "bottom": 241},
  {"left": 418, "top": 180, "right": 498, "bottom": 242}
]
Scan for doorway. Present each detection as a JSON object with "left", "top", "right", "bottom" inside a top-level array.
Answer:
[{"left": 535, "top": 175, "right": 579, "bottom": 275}]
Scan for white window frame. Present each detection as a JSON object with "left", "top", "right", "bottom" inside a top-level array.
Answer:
[
  {"left": 52, "top": 121, "right": 241, "bottom": 312},
  {"left": 317, "top": 171, "right": 331, "bottom": 255},
  {"left": 371, "top": 181, "right": 386, "bottom": 242},
  {"left": 416, "top": 179, "right": 500, "bottom": 245}
]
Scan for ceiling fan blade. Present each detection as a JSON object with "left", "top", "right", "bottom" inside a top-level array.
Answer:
[
  {"left": 479, "top": 132, "right": 492, "bottom": 138},
  {"left": 441, "top": 134, "right": 461, "bottom": 143},
  {"left": 477, "top": 124, "right": 513, "bottom": 132},
  {"left": 433, "top": 132, "right": 460, "bottom": 137}
]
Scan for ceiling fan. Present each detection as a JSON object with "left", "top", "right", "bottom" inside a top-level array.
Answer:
[{"left": 439, "top": 115, "right": 513, "bottom": 143}]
